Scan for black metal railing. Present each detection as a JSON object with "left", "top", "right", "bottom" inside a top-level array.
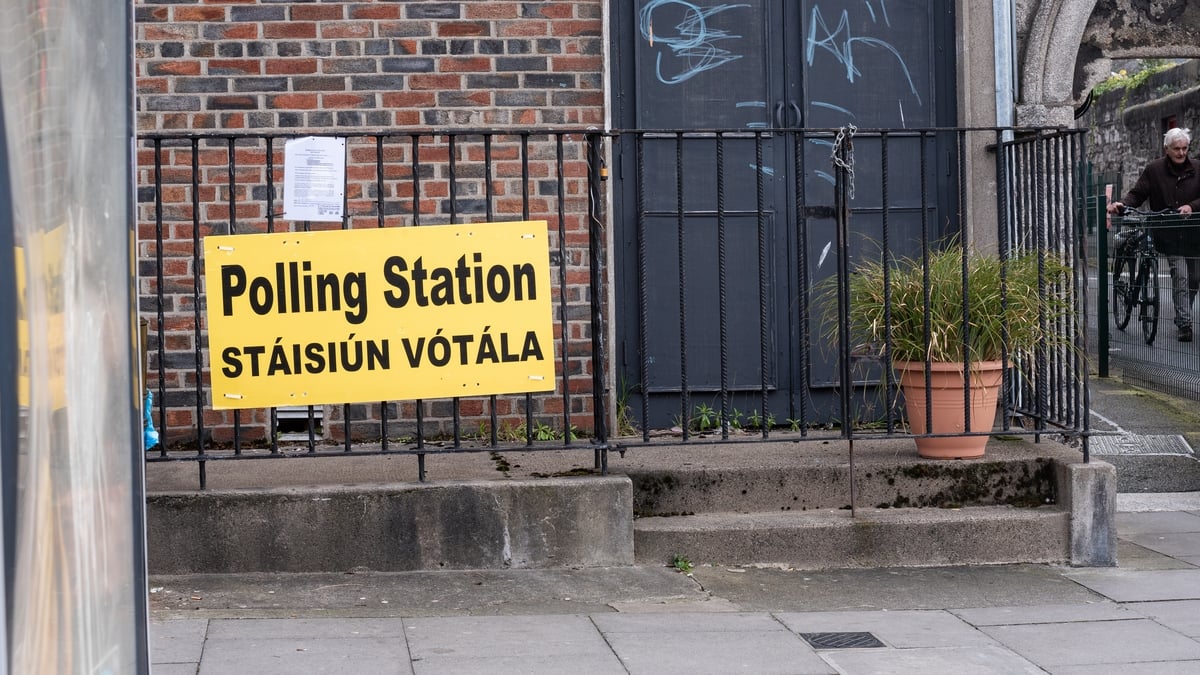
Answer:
[
  {"left": 138, "top": 130, "right": 608, "bottom": 488},
  {"left": 138, "top": 126, "right": 1090, "bottom": 488},
  {"left": 612, "top": 126, "right": 1088, "bottom": 454}
]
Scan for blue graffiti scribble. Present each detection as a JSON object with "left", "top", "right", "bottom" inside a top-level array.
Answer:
[
  {"left": 806, "top": 5, "right": 920, "bottom": 105},
  {"left": 864, "top": 0, "right": 891, "bottom": 26},
  {"left": 749, "top": 163, "right": 776, "bottom": 176},
  {"left": 739, "top": 101, "right": 767, "bottom": 127},
  {"left": 811, "top": 101, "right": 857, "bottom": 119},
  {"left": 640, "top": 0, "right": 750, "bottom": 84}
]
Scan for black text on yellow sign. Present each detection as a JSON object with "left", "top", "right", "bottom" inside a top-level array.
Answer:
[{"left": 203, "top": 221, "right": 556, "bottom": 409}]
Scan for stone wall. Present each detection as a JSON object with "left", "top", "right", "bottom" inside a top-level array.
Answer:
[{"left": 1079, "top": 60, "right": 1200, "bottom": 192}]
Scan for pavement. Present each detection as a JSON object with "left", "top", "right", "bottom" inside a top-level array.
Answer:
[{"left": 148, "top": 375, "right": 1200, "bottom": 674}]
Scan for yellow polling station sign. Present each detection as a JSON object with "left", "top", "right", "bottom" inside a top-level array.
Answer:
[
  {"left": 202, "top": 221, "right": 556, "bottom": 409},
  {"left": 15, "top": 228, "right": 67, "bottom": 411}
]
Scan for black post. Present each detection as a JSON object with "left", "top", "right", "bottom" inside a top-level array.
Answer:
[
  {"left": 586, "top": 133, "right": 609, "bottom": 469},
  {"left": 833, "top": 129, "right": 855, "bottom": 517}
]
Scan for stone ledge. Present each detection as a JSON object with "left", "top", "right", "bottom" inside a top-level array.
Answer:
[
  {"left": 634, "top": 505, "right": 1071, "bottom": 569},
  {"left": 148, "top": 476, "right": 634, "bottom": 574}
]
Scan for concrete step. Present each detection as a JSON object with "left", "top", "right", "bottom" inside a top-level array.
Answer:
[
  {"left": 144, "top": 437, "right": 1114, "bottom": 574},
  {"left": 624, "top": 456, "right": 1058, "bottom": 516},
  {"left": 633, "top": 505, "right": 1070, "bottom": 568}
]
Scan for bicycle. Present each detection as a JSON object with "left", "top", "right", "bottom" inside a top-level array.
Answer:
[{"left": 1111, "top": 207, "right": 1174, "bottom": 345}]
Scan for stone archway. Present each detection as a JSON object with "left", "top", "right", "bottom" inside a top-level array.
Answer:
[
  {"left": 1017, "top": 0, "right": 1200, "bottom": 126},
  {"left": 1017, "top": 0, "right": 1099, "bottom": 126}
]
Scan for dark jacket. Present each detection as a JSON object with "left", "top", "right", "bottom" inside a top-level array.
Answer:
[{"left": 1122, "top": 157, "right": 1200, "bottom": 256}]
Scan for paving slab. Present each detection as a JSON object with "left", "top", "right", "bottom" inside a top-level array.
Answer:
[
  {"left": 1049, "top": 662, "right": 1200, "bottom": 675},
  {"left": 980, "top": 618, "right": 1200, "bottom": 667},
  {"left": 592, "top": 609, "right": 838, "bottom": 675},
  {"left": 1117, "top": 510, "right": 1200, "bottom": 535},
  {"left": 949, "top": 602, "right": 1134, "bottom": 626},
  {"left": 206, "top": 616, "right": 406, "bottom": 639},
  {"left": 409, "top": 653, "right": 624, "bottom": 675},
  {"left": 686, "top": 564, "right": 1104, "bottom": 612},
  {"left": 149, "top": 619, "right": 207, "bottom": 665},
  {"left": 1065, "top": 568, "right": 1200, "bottom": 602},
  {"left": 153, "top": 665, "right": 200, "bottom": 675},
  {"left": 1115, "top": 492, "right": 1200, "bottom": 512},
  {"left": 1124, "top": 599, "right": 1200, "bottom": 637},
  {"left": 607, "top": 597, "right": 740, "bottom": 613},
  {"left": 1116, "top": 539, "right": 1197, "bottom": 570},
  {"left": 775, "top": 610, "right": 998, "bottom": 649},
  {"left": 403, "top": 615, "right": 614, "bottom": 660},
  {"left": 403, "top": 615, "right": 624, "bottom": 675},
  {"left": 821, "top": 645, "right": 1044, "bottom": 675},
  {"left": 197, "top": 635, "right": 410, "bottom": 675},
  {"left": 1122, "top": 530, "right": 1200, "bottom": 557},
  {"left": 590, "top": 611, "right": 788, "bottom": 633},
  {"left": 150, "top": 566, "right": 703, "bottom": 619}
]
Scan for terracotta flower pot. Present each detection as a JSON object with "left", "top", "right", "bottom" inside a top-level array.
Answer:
[{"left": 895, "top": 360, "right": 1005, "bottom": 459}]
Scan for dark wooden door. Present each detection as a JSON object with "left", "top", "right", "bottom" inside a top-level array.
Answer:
[{"left": 612, "top": 0, "right": 956, "bottom": 428}]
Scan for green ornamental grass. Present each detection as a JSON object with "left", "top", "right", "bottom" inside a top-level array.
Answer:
[{"left": 844, "top": 246, "right": 1072, "bottom": 364}]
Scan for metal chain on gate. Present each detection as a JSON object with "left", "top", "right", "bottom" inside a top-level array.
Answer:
[{"left": 831, "top": 123, "right": 857, "bottom": 200}]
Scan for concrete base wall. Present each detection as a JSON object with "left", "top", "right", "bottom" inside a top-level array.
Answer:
[
  {"left": 148, "top": 477, "right": 634, "bottom": 574},
  {"left": 146, "top": 446, "right": 1116, "bottom": 574}
]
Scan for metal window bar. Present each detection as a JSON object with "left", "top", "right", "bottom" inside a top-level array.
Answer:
[
  {"left": 635, "top": 132, "right": 650, "bottom": 442},
  {"left": 675, "top": 133, "right": 689, "bottom": 442},
  {"left": 521, "top": 132, "right": 534, "bottom": 449},
  {"left": 267, "top": 136, "right": 280, "bottom": 455},
  {"left": 556, "top": 133, "right": 573, "bottom": 446},
  {"left": 718, "top": 133, "right": 731, "bottom": 439},
  {"left": 755, "top": 131, "right": 771, "bottom": 440},
  {"left": 227, "top": 136, "right": 243, "bottom": 457},
  {"left": 879, "top": 131, "right": 895, "bottom": 434},
  {"left": 485, "top": 135, "right": 499, "bottom": 450}
]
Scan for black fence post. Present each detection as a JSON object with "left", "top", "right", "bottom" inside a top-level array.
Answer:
[
  {"left": 587, "top": 132, "right": 609, "bottom": 471},
  {"left": 833, "top": 127, "right": 856, "bottom": 516}
]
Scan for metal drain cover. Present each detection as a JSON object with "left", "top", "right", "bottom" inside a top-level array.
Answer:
[
  {"left": 1091, "top": 434, "right": 1194, "bottom": 456},
  {"left": 799, "top": 632, "right": 885, "bottom": 649}
]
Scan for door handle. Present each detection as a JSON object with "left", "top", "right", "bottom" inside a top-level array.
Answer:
[
  {"left": 789, "top": 101, "right": 802, "bottom": 127},
  {"left": 774, "top": 101, "right": 785, "bottom": 129}
]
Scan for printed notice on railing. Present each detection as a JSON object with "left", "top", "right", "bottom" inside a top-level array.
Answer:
[
  {"left": 283, "top": 136, "right": 345, "bottom": 222},
  {"left": 202, "top": 221, "right": 556, "bottom": 409}
]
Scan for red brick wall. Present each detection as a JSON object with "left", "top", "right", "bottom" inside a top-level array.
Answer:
[
  {"left": 136, "top": 1, "right": 604, "bottom": 132},
  {"left": 135, "top": 1, "right": 606, "bottom": 448}
]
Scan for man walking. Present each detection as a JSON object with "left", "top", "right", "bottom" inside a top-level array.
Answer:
[{"left": 1108, "top": 127, "right": 1200, "bottom": 342}]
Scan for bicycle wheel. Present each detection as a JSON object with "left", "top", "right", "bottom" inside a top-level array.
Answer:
[
  {"left": 1140, "top": 257, "right": 1159, "bottom": 345},
  {"left": 1112, "top": 255, "right": 1132, "bottom": 329}
]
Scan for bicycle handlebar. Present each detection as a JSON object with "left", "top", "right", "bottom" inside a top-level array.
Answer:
[{"left": 1114, "top": 206, "right": 1180, "bottom": 217}]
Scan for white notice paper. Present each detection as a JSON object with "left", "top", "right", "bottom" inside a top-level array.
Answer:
[{"left": 283, "top": 136, "right": 346, "bottom": 222}]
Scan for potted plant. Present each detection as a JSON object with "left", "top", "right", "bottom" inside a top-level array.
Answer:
[{"left": 841, "top": 243, "right": 1071, "bottom": 458}]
